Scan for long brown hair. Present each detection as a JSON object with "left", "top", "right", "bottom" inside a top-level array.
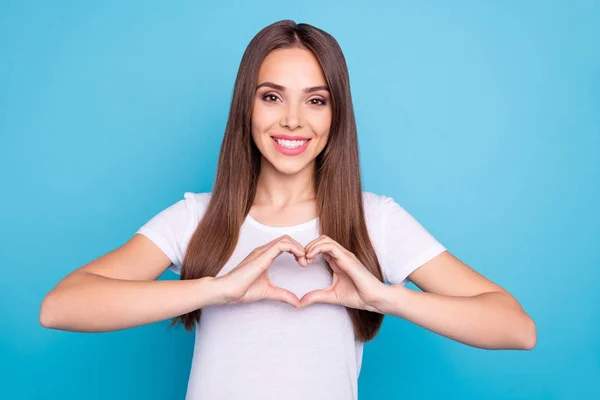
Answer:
[{"left": 170, "top": 19, "right": 385, "bottom": 343}]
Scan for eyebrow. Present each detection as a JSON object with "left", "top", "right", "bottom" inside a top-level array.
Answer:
[{"left": 256, "top": 81, "right": 330, "bottom": 93}]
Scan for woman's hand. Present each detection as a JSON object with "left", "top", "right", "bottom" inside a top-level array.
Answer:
[
  {"left": 215, "top": 235, "right": 308, "bottom": 308},
  {"left": 300, "top": 235, "right": 388, "bottom": 312}
]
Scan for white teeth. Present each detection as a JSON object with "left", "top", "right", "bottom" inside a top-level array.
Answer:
[{"left": 274, "top": 138, "right": 308, "bottom": 148}]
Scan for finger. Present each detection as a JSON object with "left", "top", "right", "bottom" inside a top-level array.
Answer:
[
  {"left": 304, "top": 234, "right": 326, "bottom": 250},
  {"left": 306, "top": 242, "right": 364, "bottom": 281},
  {"left": 304, "top": 235, "right": 329, "bottom": 259},
  {"left": 322, "top": 253, "right": 340, "bottom": 269},
  {"left": 305, "top": 236, "right": 345, "bottom": 264},
  {"left": 278, "top": 239, "right": 307, "bottom": 260},
  {"left": 306, "top": 242, "right": 344, "bottom": 262},
  {"left": 300, "top": 287, "right": 336, "bottom": 308},
  {"left": 281, "top": 234, "right": 304, "bottom": 250},
  {"left": 267, "top": 285, "right": 301, "bottom": 309},
  {"left": 255, "top": 235, "right": 291, "bottom": 254},
  {"left": 241, "top": 238, "right": 304, "bottom": 280},
  {"left": 263, "top": 239, "right": 306, "bottom": 265},
  {"left": 281, "top": 235, "right": 309, "bottom": 267},
  {"left": 296, "top": 254, "right": 308, "bottom": 267}
]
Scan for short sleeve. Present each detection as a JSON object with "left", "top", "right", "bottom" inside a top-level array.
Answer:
[
  {"left": 135, "top": 192, "right": 202, "bottom": 275},
  {"left": 379, "top": 195, "right": 446, "bottom": 285}
]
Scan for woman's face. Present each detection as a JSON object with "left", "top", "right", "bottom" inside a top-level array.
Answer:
[{"left": 251, "top": 47, "right": 332, "bottom": 175}]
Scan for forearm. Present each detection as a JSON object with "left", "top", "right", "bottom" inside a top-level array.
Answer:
[
  {"left": 375, "top": 285, "right": 536, "bottom": 350},
  {"left": 40, "top": 272, "right": 224, "bottom": 333}
]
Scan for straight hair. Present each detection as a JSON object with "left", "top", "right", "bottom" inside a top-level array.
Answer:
[{"left": 170, "top": 19, "right": 386, "bottom": 343}]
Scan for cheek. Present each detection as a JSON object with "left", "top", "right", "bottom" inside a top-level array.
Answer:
[
  {"left": 314, "top": 113, "right": 332, "bottom": 137},
  {"left": 252, "top": 104, "right": 278, "bottom": 129},
  {"left": 251, "top": 104, "right": 262, "bottom": 126},
  {"left": 251, "top": 109, "right": 268, "bottom": 137}
]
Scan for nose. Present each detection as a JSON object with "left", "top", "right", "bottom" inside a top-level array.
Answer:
[{"left": 279, "top": 101, "right": 303, "bottom": 130}]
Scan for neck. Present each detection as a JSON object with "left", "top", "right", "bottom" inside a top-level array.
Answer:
[{"left": 254, "top": 157, "right": 316, "bottom": 207}]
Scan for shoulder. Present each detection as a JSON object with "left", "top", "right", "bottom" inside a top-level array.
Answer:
[
  {"left": 135, "top": 191, "right": 213, "bottom": 274},
  {"left": 177, "top": 191, "right": 212, "bottom": 222},
  {"left": 362, "top": 190, "right": 413, "bottom": 222},
  {"left": 146, "top": 191, "right": 212, "bottom": 227},
  {"left": 361, "top": 191, "right": 383, "bottom": 209},
  {"left": 360, "top": 191, "right": 388, "bottom": 223},
  {"left": 182, "top": 191, "right": 212, "bottom": 207},
  {"left": 361, "top": 190, "right": 398, "bottom": 216},
  {"left": 361, "top": 190, "right": 380, "bottom": 203},
  {"left": 360, "top": 191, "right": 388, "bottom": 241},
  {"left": 182, "top": 191, "right": 212, "bottom": 203}
]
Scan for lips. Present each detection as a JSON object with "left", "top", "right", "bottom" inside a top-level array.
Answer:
[
  {"left": 271, "top": 136, "right": 311, "bottom": 156},
  {"left": 271, "top": 134, "right": 312, "bottom": 141}
]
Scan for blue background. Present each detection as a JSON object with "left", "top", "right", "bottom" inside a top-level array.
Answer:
[{"left": 1, "top": 0, "right": 598, "bottom": 398}]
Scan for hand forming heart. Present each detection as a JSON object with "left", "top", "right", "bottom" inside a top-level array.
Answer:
[
  {"left": 216, "top": 235, "right": 307, "bottom": 309},
  {"left": 299, "top": 235, "right": 387, "bottom": 312},
  {"left": 216, "top": 234, "right": 387, "bottom": 313}
]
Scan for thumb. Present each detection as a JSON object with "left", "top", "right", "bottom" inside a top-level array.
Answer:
[
  {"left": 300, "top": 287, "right": 336, "bottom": 308},
  {"left": 266, "top": 284, "right": 301, "bottom": 309}
]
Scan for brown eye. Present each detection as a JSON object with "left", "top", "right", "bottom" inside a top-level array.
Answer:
[
  {"left": 311, "top": 98, "right": 327, "bottom": 106},
  {"left": 263, "top": 94, "right": 280, "bottom": 102}
]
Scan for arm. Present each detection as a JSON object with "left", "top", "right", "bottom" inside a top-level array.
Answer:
[
  {"left": 39, "top": 234, "right": 226, "bottom": 333},
  {"left": 374, "top": 251, "right": 537, "bottom": 350}
]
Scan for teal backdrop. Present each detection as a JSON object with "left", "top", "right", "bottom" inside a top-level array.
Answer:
[{"left": 1, "top": 1, "right": 598, "bottom": 399}]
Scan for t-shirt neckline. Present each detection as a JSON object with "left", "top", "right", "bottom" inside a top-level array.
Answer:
[{"left": 244, "top": 213, "right": 319, "bottom": 233}]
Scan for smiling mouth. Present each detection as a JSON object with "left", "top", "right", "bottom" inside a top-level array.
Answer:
[
  {"left": 271, "top": 137, "right": 311, "bottom": 149},
  {"left": 270, "top": 136, "right": 311, "bottom": 156}
]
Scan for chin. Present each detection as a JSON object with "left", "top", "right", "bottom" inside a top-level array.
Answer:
[
  {"left": 262, "top": 154, "right": 309, "bottom": 174},
  {"left": 273, "top": 161, "right": 309, "bottom": 175}
]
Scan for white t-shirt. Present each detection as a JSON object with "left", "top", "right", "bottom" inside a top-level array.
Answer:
[{"left": 136, "top": 191, "right": 446, "bottom": 400}]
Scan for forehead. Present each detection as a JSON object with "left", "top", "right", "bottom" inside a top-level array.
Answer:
[{"left": 257, "top": 48, "right": 326, "bottom": 86}]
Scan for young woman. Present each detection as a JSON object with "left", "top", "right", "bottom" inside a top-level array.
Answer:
[{"left": 40, "top": 19, "right": 536, "bottom": 400}]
